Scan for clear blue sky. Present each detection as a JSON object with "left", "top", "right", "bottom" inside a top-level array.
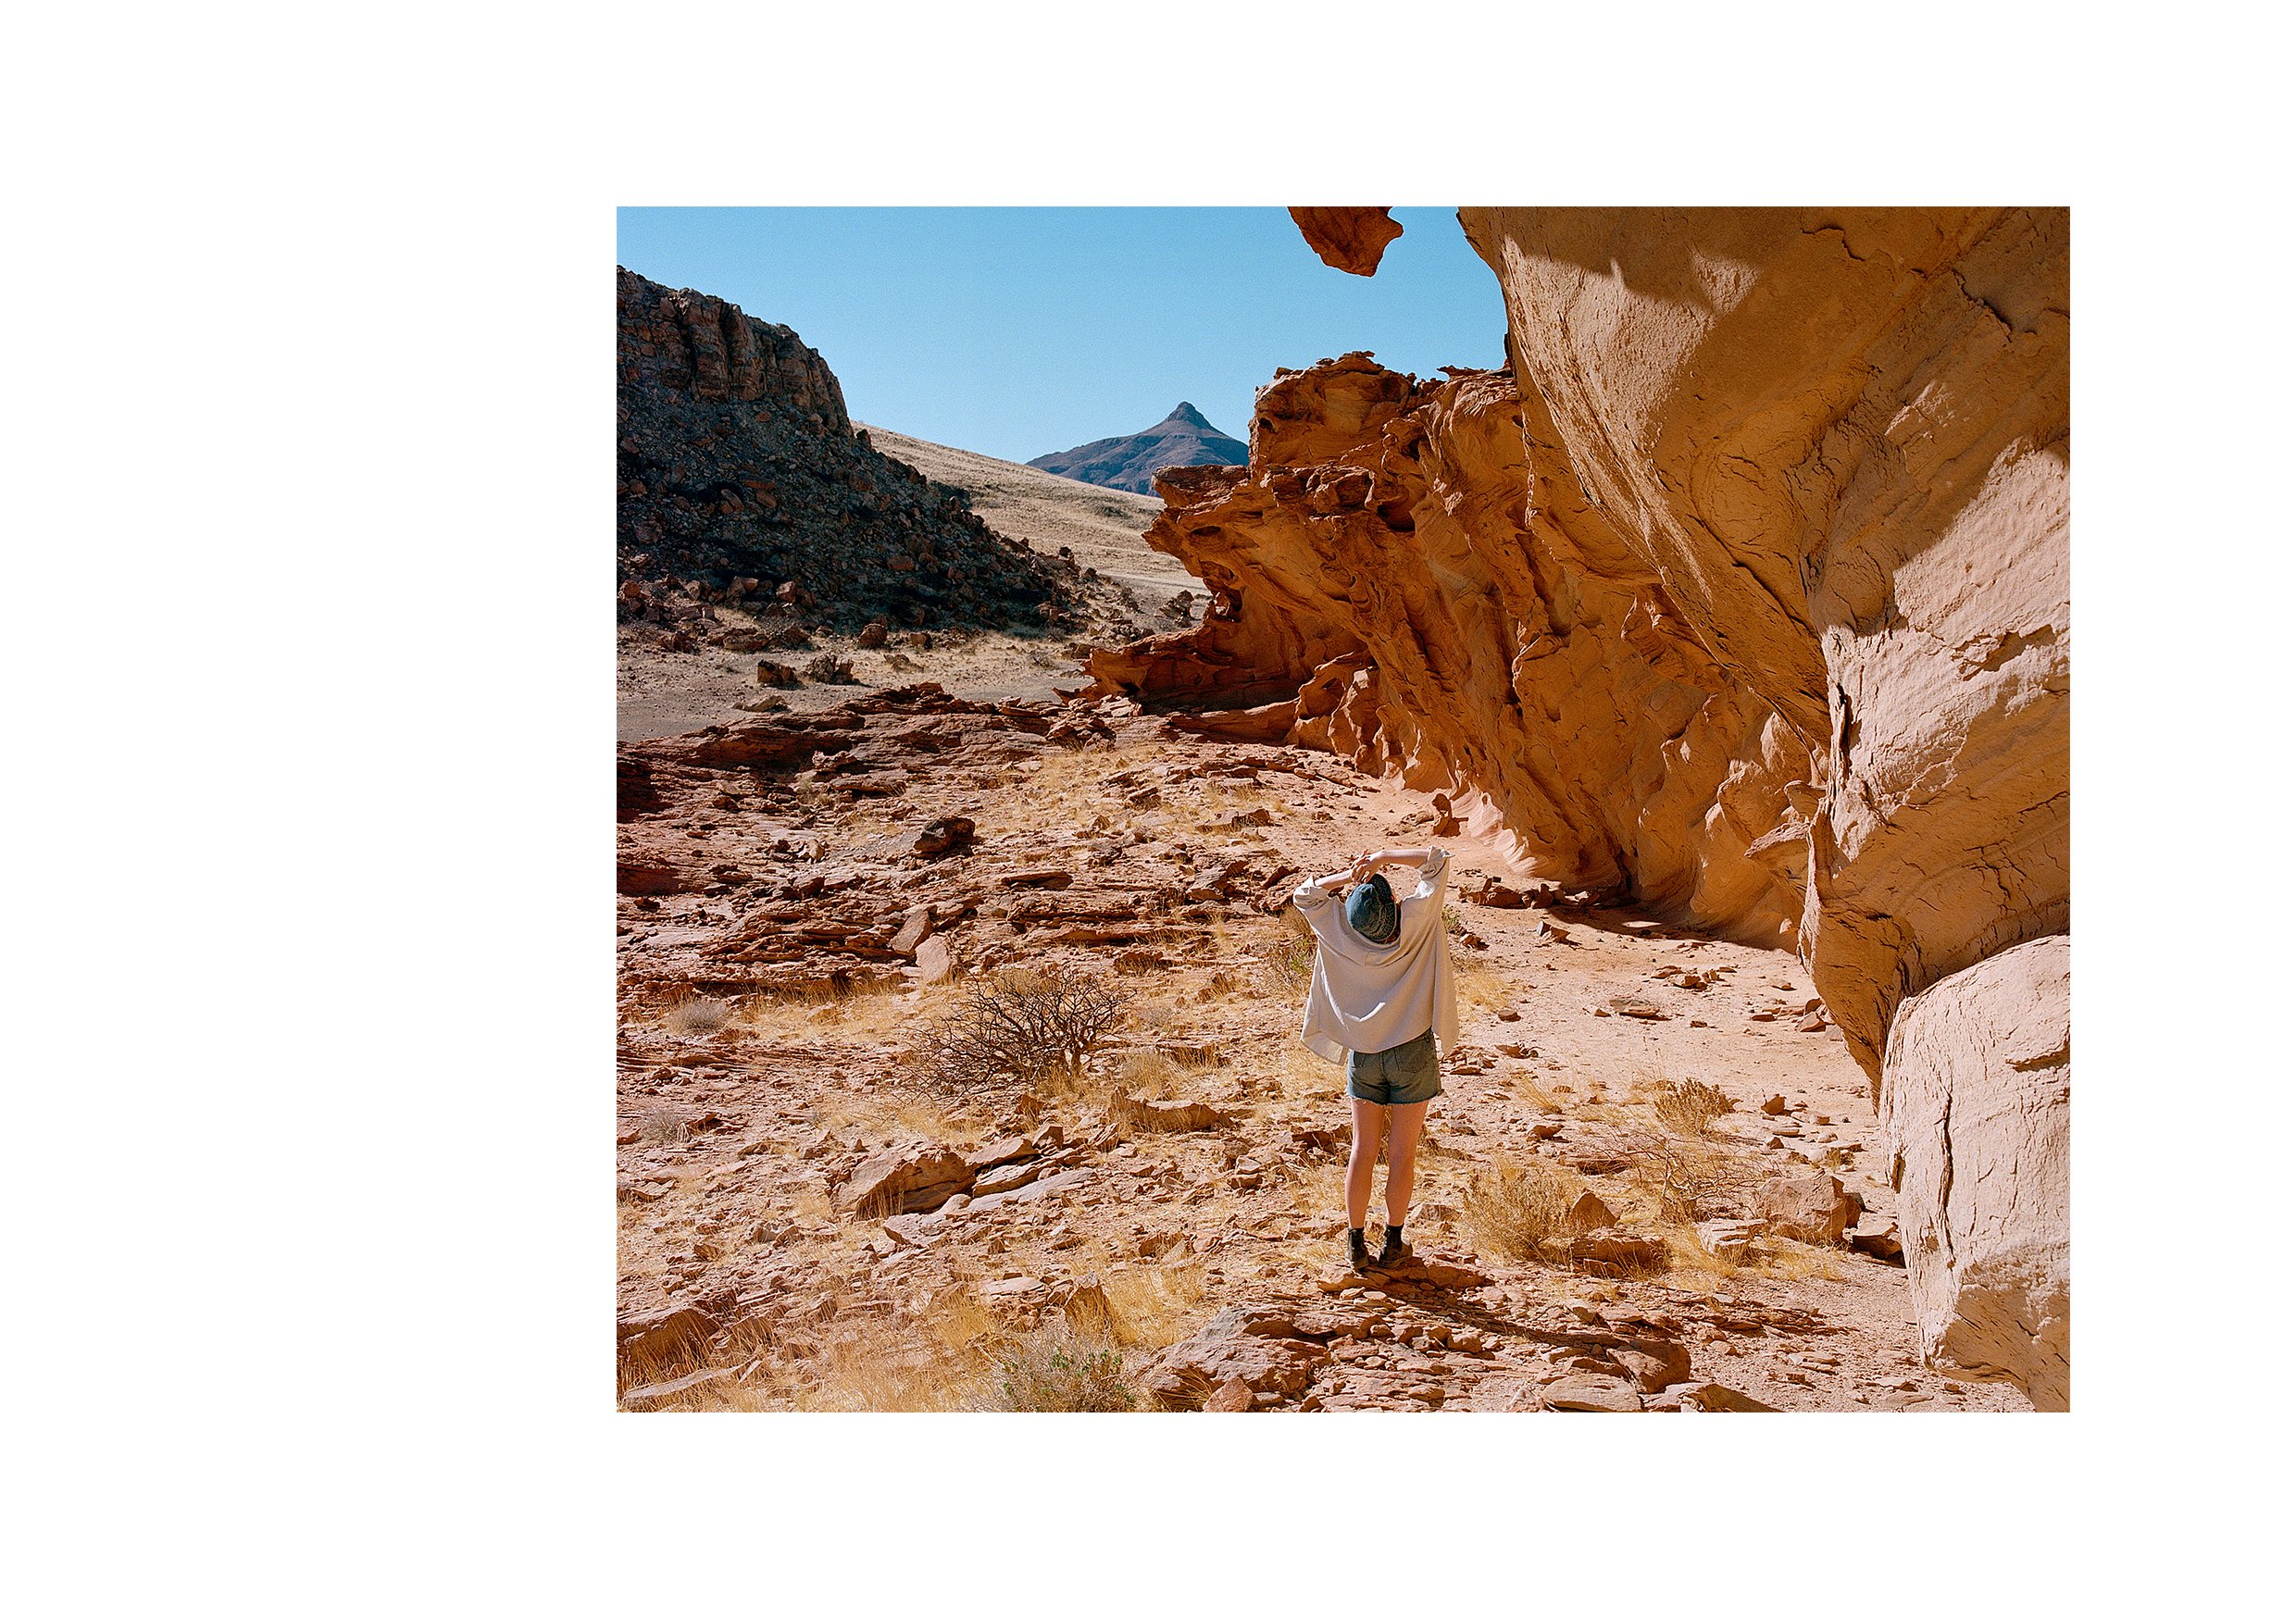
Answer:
[{"left": 615, "top": 207, "right": 1504, "bottom": 465}]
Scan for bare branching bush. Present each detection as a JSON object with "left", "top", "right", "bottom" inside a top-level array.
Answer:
[
  {"left": 1653, "top": 1077, "right": 1735, "bottom": 1139},
  {"left": 1465, "top": 1156, "right": 1588, "bottom": 1264},
  {"left": 665, "top": 995, "right": 733, "bottom": 1036},
  {"left": 932, "top": 963, "right": 1131, "bottom": 1089},
  {"left": 1630, "top": 1130, "right": 1741, "bottom": 1225},
  {"left": 971, "top": 1326, "right": 1137, "bottom": 1413}
]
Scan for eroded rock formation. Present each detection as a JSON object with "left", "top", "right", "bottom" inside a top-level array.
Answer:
[
  {"left": 1879, "top": 934, "right": 2069, "bottom": 1410},
  {"left": 618, "top": 268, "right": 1078, "bottom": 630},
  {"left": 1090, "top": 354, "right": 1813, "bottom": 945},
  {"left": 1099, "top": 207, "right": 2070, "bottom": 1402},
  {"left": 1288, "top": 206, "right": 1403, "bottom": 277}
]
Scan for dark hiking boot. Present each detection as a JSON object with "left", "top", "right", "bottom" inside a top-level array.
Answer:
[
  {"left": 1375, "top": 1226, "right": 1412, "bottom": 1270},
  {"left": 1345, "top": 1228, "right": 1371, "bottom": 1271}
]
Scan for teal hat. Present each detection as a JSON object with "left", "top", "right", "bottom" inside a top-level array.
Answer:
[{"left": 1346, "top": 873, "right": 1400, "bottom": 945}]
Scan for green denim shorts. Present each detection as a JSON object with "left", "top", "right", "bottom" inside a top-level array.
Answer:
[{"left": 1345, "top": 1028, "right": 1443, "bottom": 1106}]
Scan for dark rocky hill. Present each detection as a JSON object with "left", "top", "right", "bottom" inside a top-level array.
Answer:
[
  {"left": 617, "top": 268, "right": 1085, "bottom": 633},
  {"left": 1027, "top": 401, "right": 1247, "bottom": 494}
]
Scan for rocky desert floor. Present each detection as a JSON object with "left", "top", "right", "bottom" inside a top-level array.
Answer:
[{"left": 616, "top": 657, "right": 2033, "bottom": 1413}]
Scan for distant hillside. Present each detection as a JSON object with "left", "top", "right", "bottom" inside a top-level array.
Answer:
[
  {"left": 1027, "top": 401, "right": 1247, "bottom": 495},
  {"left": 862, "top": 425, "right": 1195, "bottom": 605},
  {"left": 616, "top": 268, "right": 1083, "bottom": 632}
]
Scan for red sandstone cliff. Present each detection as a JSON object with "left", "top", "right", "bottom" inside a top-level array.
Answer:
[{"left": 1096, "top": 206, "right": 2070, "bottom": 1406}]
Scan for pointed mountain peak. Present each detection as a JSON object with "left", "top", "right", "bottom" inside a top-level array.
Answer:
[{"left": 1161, "top": 401, "right": 1220, "bottom": 432}]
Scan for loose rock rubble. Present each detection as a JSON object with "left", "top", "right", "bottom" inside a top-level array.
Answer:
[{"left": 617, "top": 679, "right": 2033, "bottom": 1413}]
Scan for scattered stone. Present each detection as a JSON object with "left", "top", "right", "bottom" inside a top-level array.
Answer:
[
  {"left": 1679, "top": 1382, "right": 1777, "bottom": 1413},
  {"left": 914, "top": 816, "right": 976, "bottom": 857},
  {"left": 915, "top": 935, "right": 954, "bottom": 984},
  {"left": 1119, "top": 1096, "right": 1236, "bottom": 1133},
  {"left": 1568, "top": 1228, "right": 1666, "bottom": 1269},
  {"left": 841, "top": 1143, "right": 973, "bottom": 1215},
  {"left": 1849, "top": 1217, "right": 1905, "bottom": 1263},
  {"left": 1753, "top": 1171, "right": 1858, "bottom": 1245},
  {"left": 1565, "top": 1191, "right": 1616, "bottom": 1235},
  {"left": 1204, "top": 1376, "right": 1256, "bottom": 1413},
  {"left": 1540, "top": 1375, "right": 1643, "bottom": 1413},
  {"left": 1612, "top": 1339, "right": 1693, "bottom": 1393},
  {"left": 617, "top": 1304, "right": 718, "bottom": 1363},
  {"left": 1696, "top": 1219, "right": 1762, "bottom": 1261},
  {"left": 1760, "top": 1094, "right": 1788, "bottom": 1115}
]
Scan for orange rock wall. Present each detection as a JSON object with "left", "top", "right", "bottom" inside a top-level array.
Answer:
[
  {"left": 1092, "top": 355, "right": 1813, "bottom": 945},
  {"left": 1456, "top": 207, "right": 2070, "bottom": 1077}
]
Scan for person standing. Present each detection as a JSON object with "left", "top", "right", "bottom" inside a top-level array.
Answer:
[{"left": 1292, "top": 846, "right": 1457, "bottom": 1271}]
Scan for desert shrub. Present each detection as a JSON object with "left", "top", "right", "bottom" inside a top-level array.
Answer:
[
  {"left": 976, "top": 1329, "right": 1136, "bottom": 1413},
  {"left": 1653, "top": 1077, "right": 1735, "bottom": 1138},
  {"left": 640, "top": 1106, "right": 687, "bottom": 1145},
  {"left": 932, "top": 963, "right": 1130, "bottom": 1088},
  {"left": 665, "top": 995, "right": 733, "bottom": 1036},
  {"left": 1631, "top": 1130, "right": 1740, "bottom": 1224},
  {"left": 1255, "top": 916, "right": 1316, "bottom": 997},
  {"left": 1465, "top": 1156, "right": 1587, "bottom": 1264}
]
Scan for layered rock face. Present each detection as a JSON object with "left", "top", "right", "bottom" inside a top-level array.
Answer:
[
  {"left": 1455, "top": 207, "right": 2070, "bottom": 1077},
  {"left": 1458, "top": 209, "right": 2071, "bottom": 1404},
  {"left": 1880, "top": 936, "right": 2069, "bottom": 1409},
  {"left": 1090, "top": 353, "right": 1813, "bottom": 944},
  {"left": 1106, "top": 206, "right": 2070, "bottom": 1401},
  {"left": 617, "top": 268, "right": 1075, "bottom": 630}
]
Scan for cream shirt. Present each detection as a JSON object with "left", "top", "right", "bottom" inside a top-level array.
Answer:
[{"left": 1292, "top": 850, "right": 1459, "bottom": 1064}]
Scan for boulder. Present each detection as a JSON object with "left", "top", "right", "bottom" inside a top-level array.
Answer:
[
  {"left": 1117, "top": 1096, "right": 1236, "bottom": 1134},
  {"left": 1679, "top": 1382, "right": 1777, "bottom": 1413},
  {"left": 1850, "top": 1217, "right": 1905, "bottom": 1263},
  {"left": 840, "top": 1143, "right": 973, "bottom": 1215},
  {"left": 617, "top": 1304, "right": 717, "bottom": 1363},
  {"left": 1204, "top": 1376, "right": 1257, "bottom": 1413},
  {"left": 1287, "top": 206, "right": 1404, "bottom": 276},
  {"left": 1540, "top": 1375, "right": 1642, "bottom": 1413},
  {"left": 1565, "top": 1191, "right": 1615, "bottom": 1235},
  {"left": 1567, "top": 1228, "right": 1666, "bottom": 1270},
  {"left": 1610, "top": 1338, "right": 1693, "bottom": 1393},
  {"left": 1754, "top": 1172, "right": 1857, "bottom": 1245},
  {"left": 1695, "top": 1219, "right": 1762, "bottom": 1261},
  {"left": 914, "top": 816, "right": 975, "bottom": 857},
  {"left": 1881, "top": 935, "right": 2069, "bottom": 1411}
]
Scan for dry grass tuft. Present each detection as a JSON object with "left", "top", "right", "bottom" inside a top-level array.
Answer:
[
  {"left": 1103, "top": 1262, "right": 1210, "bottom": 1350},
  {"left": 1455, "top": 961, "right": 1511, "bottom": 1015},
  {"left": 639, "top": 1106, "right": 687, "bottom": 1146},
  {"left": 967, "top": 1325, "right": 1137, "bottom": 1412},
  {"left": 1465, "top": 1155, "right": 1590, "bottom": 1264},
  {"left": 1509, "top": 1073, "right": 1563, "bottom": 1114},
  {"left": 1653, "top": 1076, "right": 1735, "bottom": 1138},
  {"left": 665, "top": 995, "right": 734, "bottom": 1036}
]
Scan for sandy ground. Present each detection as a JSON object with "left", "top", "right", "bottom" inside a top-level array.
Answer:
[{"left": 615, "top": 661, "right": 2027, "bottom": 1413}]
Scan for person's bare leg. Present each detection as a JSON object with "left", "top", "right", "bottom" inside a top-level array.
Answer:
[
  {"left": 1383, "top": 1101, "right": 1429, "bottom": 1230},
  {"left": 1345, "top": 1098, "right": 1388, "bottom": 1230}
]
